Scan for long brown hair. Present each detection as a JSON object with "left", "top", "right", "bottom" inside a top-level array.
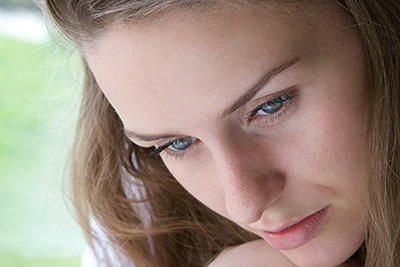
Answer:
[{"left": 44, "top": 0, "right": 400, "bottom": 266}]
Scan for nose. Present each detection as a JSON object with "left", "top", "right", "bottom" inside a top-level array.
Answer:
[{"left": 211, "top": 138, "right": 285, "bottom": 224}]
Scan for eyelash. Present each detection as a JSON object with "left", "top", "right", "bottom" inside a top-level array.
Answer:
[
  {"left": 245, "top": 91, "right": 296, "bottom": 124},
  {"left": 149, "top": 90, "right": 297, "bottom": 158},
  {"left": 148, "top": 138, "right": 197, "bottom": 158},
  {"left": 151, "top": 142, "right": 197, "bottom": 160}
]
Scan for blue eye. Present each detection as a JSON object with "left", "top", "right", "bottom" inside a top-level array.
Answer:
[
  {"left": 261, "top": 98, "right": 284, "bottom": 114},
  {"left": 261, "top": 94, "right": 290, "bottom": 114},
  {"left": 247, "top": 93, "right": 293, "bottom": 122},
  {"left": 249, "top": 94, "right": 291, "bottom": 120},
  {"left": 148, "top": 136, "right": 197, "bottom": 157},
  {"left": 170, "top": 137, "right": 193, "bottom": 151}
]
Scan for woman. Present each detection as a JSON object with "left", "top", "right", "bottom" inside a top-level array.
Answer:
[{"left": 44, "top": 0, "right": 400, "bottom": 266}]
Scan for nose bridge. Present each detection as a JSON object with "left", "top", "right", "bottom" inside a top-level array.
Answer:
[{"left": 210, "top": 133, "right": 285, "bottom": 224}]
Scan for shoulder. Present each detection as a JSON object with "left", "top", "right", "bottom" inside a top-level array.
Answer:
[{"left": 207, "top": 239, "right": 296, "bottom": 267}]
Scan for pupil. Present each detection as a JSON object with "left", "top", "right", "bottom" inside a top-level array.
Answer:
[
  {"left": 171, "top": 137, "right": 192, "bottom": 150},
  {"left": 261, "top": 97, "right": 283, "bottom": 114}
]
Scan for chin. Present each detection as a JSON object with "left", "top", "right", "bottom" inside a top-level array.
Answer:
[{"left": 281, "top": 237, "right": 364, "bottom": 267}]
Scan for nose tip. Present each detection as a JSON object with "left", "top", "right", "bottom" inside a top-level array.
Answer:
[{"left": 223, "top": 170, "right": 285, "bottom": 224}]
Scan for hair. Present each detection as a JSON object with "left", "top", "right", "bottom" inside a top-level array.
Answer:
[{"left": 43, "top": 0, "right": 400, "bottom": 266}]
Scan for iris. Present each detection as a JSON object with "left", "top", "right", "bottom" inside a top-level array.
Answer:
[
  {"left": 261, "top": 95, "right": 288, "bottom": 114},
  {"left": 171, "top": 137, "right": 193, "bottom": 150}
]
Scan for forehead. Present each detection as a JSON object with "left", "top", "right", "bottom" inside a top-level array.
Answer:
[{"left": 85, "top": 3, "right": 340, "bottom": 135}]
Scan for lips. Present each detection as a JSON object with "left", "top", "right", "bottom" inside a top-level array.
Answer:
[{"left": 259, "top": 206, "right": 331, "bottom": 250}]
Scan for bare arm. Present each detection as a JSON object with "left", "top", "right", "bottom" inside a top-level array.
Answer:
[{"left": 207, "top": 239, "right": 296, "bottom": 267}]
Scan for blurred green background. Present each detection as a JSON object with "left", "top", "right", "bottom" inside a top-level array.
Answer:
[{"left": 1, "top": 0, "right": 85, "bottom": 266}]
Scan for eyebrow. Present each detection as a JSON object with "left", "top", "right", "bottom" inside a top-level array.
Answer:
[
  {"left": 124, "top": 56, "right": 300, "bottom": 143},
  {"left": 221, "top": 56, "right": 300, "bottom": 117}
]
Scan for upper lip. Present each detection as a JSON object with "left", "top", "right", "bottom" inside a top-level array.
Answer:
[{"left": 252, "top": 206, "right": 328, "bottom": 233}]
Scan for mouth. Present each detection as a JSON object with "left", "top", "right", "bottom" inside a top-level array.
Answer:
[{"left": 259, "top": 205, "right": 331, "bottom": 250}]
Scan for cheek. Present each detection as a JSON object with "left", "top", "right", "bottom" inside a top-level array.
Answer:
[
  {"left": 168, "top": 163, "right": 228, "bottom": 215},
  {"left": 280, "top": 94, "right": 367, "bottom": 188}
]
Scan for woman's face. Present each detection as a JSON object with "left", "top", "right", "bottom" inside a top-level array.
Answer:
[{"left": 86, "top": 3, "right": 368, "bottom": 266}]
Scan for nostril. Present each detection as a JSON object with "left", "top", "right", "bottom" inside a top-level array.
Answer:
[{"left": 223, "top": 171, "right": 285, "bottom": 224}]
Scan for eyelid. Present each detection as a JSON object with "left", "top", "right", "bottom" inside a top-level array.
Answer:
[
  {"left": 244, "top": 86, "right": 298, "bottom": 118},
  {"left": 148, "top": 140, "right": 175, "bottom": 156},
  {"left": 249, "top": 86, "right": 297, "bottom": 109},
  {"left": 148, "top": 137, "right": 198, "bottom": 157}
]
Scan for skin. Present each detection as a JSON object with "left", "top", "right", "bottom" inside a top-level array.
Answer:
[{"left": 85, "top": 2, "right": 369, "bottom": 267}]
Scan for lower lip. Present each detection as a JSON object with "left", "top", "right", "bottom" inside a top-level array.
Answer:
[{"left": 260, "top": 206, "right": 331, "bottom": 250}]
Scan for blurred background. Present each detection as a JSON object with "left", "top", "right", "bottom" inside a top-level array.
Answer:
[{"left": 1, "top": 0, "right": 86, "bottom": 266}]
